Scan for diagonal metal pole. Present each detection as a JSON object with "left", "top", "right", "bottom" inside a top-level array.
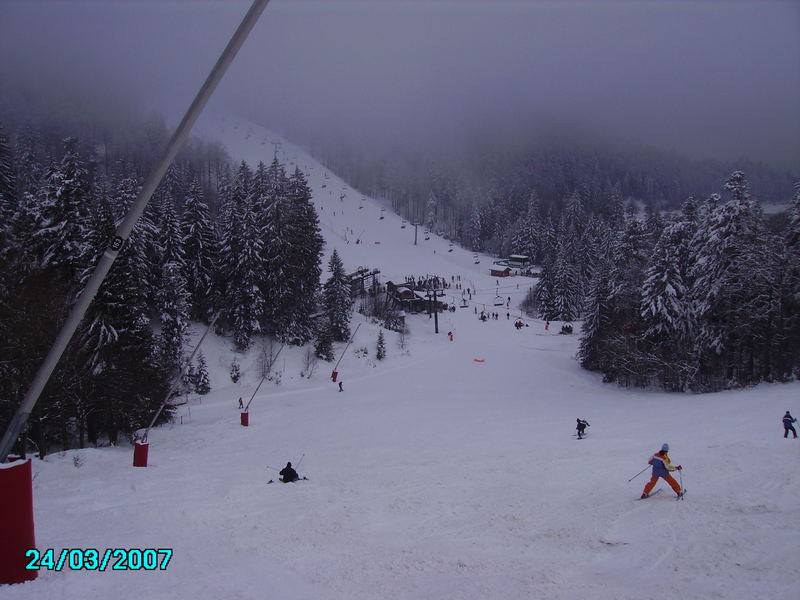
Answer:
[
  {"left": 244, "top": 343, "right": 285, "bottom": 412},
  {"left": 332, "top": 322, "right": 362, "bottom": 374},
  {"left": 0, "top": 0, "right": 271, "bottom": 463}
]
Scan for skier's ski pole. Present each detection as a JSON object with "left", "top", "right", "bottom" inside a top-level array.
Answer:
[
  {"left": 296, "top": 453, "right": 305, "bottom": 469},
  {"left": 627, "top": 466, "right": 650, "bottom": 482},
  {"left": 266, "top": 466, "right": 279, "bottom": 472}
]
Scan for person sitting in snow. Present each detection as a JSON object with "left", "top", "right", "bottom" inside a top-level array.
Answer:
[
  {"left": 576, "top": 418, "right": 589, "bottom": 439},
  {"left": 279, "top": 462, "right": 300, "bottom": 483},
  {"left": 641, "top": 443, "right": 683, "bottom": 499}
]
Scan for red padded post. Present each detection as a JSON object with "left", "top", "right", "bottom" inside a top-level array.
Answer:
[{"left": 0, "top": 459, "right": 37, "bottom": 584}]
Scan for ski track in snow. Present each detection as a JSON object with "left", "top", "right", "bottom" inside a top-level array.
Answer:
[{"left": 6, "top": 113, "right": 799, "bottom": 600}]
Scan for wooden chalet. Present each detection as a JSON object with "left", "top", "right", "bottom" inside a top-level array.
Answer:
[
  {"left": 386, "top": 281, "right": 446, "bottom": 313},
  {"left": 490, "top": 266, "right": 512, "bottom": 277}
]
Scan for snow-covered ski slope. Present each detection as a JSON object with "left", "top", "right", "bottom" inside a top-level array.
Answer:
[{"left": 10, "top": 114, "right": 799, "bottom": 600}]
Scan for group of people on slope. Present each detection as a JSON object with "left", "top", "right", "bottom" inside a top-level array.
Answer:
[
  {"left": 580, "top": 412, "right": 796, "bottom": 500},
  {"left": 265, "top": 412, "right": 798, "bottom": 489}
]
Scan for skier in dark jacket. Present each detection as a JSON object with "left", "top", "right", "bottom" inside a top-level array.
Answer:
[
  {"left": 279, "top": 462, "right": 300, "bottom": 483},
  {"left": 783, "top": 411, "right": 798, "bottom": 438},
  {"left": 576, "top": 418, "right": 589, "bottom": 439}
]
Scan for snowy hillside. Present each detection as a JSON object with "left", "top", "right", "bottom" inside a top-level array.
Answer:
[{"left": 8, "top": 114, "right": 799, "bottom": 600}]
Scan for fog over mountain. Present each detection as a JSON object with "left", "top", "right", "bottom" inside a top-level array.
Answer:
[{"left": 1, "top": 0, "right": 798, "bottom": 170}]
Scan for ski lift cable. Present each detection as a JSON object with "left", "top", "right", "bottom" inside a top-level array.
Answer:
[
  {"left": 0, "top": 0, "right": 272, "bottom": 463},
  {"left": 142, "top": 313, "right": 220, "bottom": 443},
  {"left": 244, "top": 343, "right": 285, "bottom": 412}
]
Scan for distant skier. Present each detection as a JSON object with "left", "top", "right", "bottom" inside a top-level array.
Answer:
[
  {"left": 338, "top": 381, "right": 343, "bottom": 392},
  {"left": 238, "top": 397, "right": 243, "bottom": 409},
  {"left": 641, "top": 443, "right": 683, "bottom": 499},
  {"left": 576, "top": 418, "right": 589, "bottom": 439},
  {"left": 783, "top": 411, "right": 798, "bottom": 438},
  {"left": 279, "top": 462, "right": 299, "bottom": 482}
]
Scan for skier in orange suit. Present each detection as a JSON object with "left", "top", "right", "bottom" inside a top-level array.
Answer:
[{"left": 641, "top": 443, "right": 683, "bottom": 499}]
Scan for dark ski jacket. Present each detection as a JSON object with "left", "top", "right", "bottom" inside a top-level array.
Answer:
[
  {"left": 576, "top": 419, "right": 589, "bottom": 432},
  {"left": 279, "top": 464, "right": 299, "bottom": 483},
  {"left": 783, "top": 413, "right": 796, "bottom": 427}
]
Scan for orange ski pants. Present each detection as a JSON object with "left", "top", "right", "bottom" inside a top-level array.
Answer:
[{"left": 643, "top": 474, "right": 681, "bottom": 495}]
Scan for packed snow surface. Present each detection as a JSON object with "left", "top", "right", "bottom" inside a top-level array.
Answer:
[{"left": 7, "top": 114, "right": 799, "bottom": 600}]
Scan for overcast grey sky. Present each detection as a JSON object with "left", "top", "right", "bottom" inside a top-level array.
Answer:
[{"left": 1, "top": 0, "right": 798, "bottom": 169}]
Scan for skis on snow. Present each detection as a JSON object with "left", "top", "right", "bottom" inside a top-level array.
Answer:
[
  {"left": 637, "top": 488, "right": 688, "bottom": 501},
  {"left": 637, "top": 488, "right": 663, "bottom": 500}
]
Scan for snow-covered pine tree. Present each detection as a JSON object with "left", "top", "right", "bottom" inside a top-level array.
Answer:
[
  {"left": 639, "top": 221, "right": 694, "bottom": 390},
  {"left": 578, "top": 261, "right": 615, "bottom": 374},
  {"left": 159, "top": 191, "right": 184, "bottom": 268},
  {"left": 108, "top": 163, "right": 141, "bottom": 219},
  {"left": 281, "top": 166, "right": 324, "bottom": 345},
  {"left": 157, "top": 261, "right": 191, "bottom": 377},
  {"left": 35, "top": 137, "right": 91, "bottom": 274},
  {"left": 533, "top": 260, "right": 558, "bottom": 320},
  {"left": 602, "top": 181, "right": 625, "bottom": 230},
  {"left": 538, "top": 211, "right": 558, "bottom": 266},
  {"left": 314, "top": 324, "right": 335, "bottom": 362},
  {"left": 194, "top": 351, "right": 211, "bottom": 395},
  {"left": 644, "top": 203, "right": 665, "bottom": 248},
  {"left": 256, "top": 158, "right": 292, "bottom": 337},
  {"left": 580, "top": 215, "right": 607, "bottom": 283},
  {"left": 231, "top": 191, "right": 265, "bottom": 351},
  {"left": 681, "top": 195, "right": 699, "bottom": 226},
  {"left": 690, "top": 172, "right": 771, "bottom": 388},
  {"left": 376, "top": 329, "right": 386, "bottom": 360},
  {"left": 83, "top": 193, "right": 116, "bottom": 286},
  {"left": 587, "top": 213, "right": 652, "bottom": 386},
  {"left": 641, "top": 221, "right": 691, "bottom": 341},
  {"left": 561, "top": 189, "right": 586, "bottom": 239},
  {"left": 511, "top": 191, "right": 541, "bottom": 262},
  {"left": 551, "top": 239, "right": 582, "bottom": 322},
  {"left": 181, "top": 177, "right": 218, "bottom": 321},
  {"left": 229, "top": 356, "right": 241, "bottom": 383},
  {"left": 218, "top": 162, "right": 264, "bottom": 350},
  {"left": 608, "top": 213, "right": 650, "bottom": 324},
  {"left": 778, "top": 181, "right": 800, "bottom": 379},
  {"left": 323, "top": 249, "right": 352, "bottom": 342},
  {"left": 162, "top": 164, "right": 186, "bottom": 210},
  {"left": 234, "top": 206, "right": 267, "bottom": 351}
]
